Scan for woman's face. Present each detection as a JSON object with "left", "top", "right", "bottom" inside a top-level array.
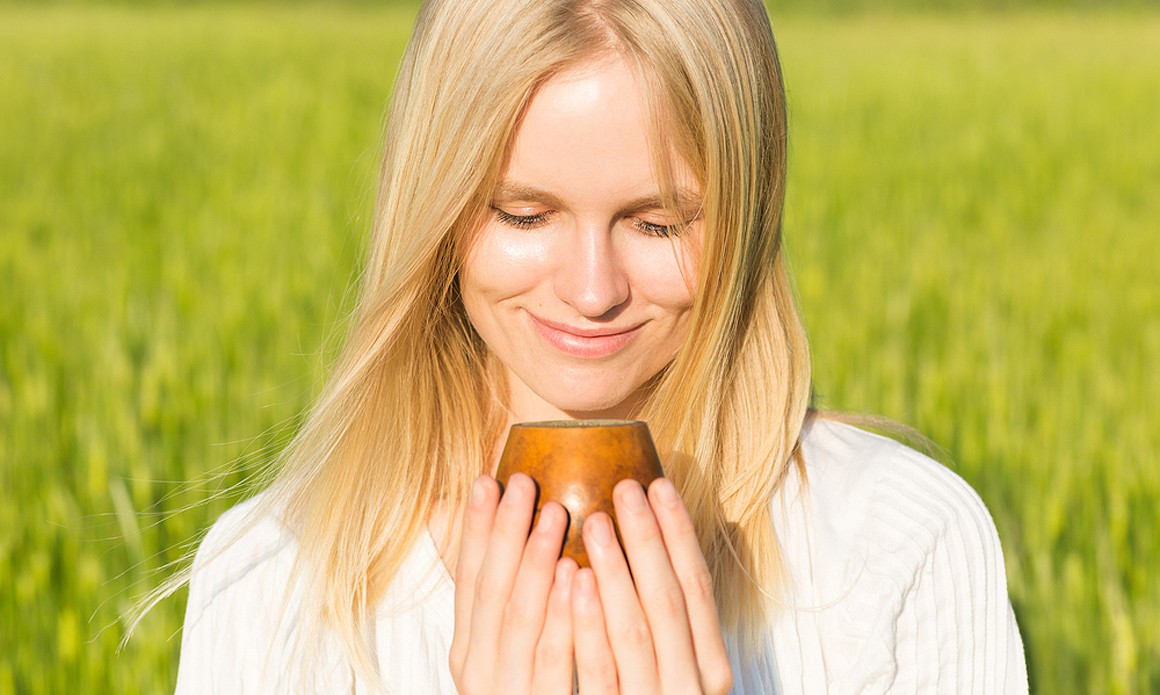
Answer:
[{"left": 460, "top": 54, "right": 702, "bottom": 422}]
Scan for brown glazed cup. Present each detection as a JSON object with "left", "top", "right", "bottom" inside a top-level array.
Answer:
[{"left": 495, "top": 420, "right": 664, "bottom": 568}]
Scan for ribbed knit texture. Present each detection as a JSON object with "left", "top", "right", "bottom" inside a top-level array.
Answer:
[
  {"left": 176, "top": 419, "right": 1027, "bottom": 693},
  {"left": 749, "top": 419, "right": 1028, "bottom": 693}
]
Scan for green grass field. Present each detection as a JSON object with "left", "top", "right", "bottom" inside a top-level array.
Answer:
[{"left": 1, "top": 6, "right": 1157, "bottom": 693}]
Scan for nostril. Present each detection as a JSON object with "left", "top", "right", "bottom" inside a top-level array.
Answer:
[
  {"left": 557, "top": 266, "right": 629, "bottom": 318},
  {"left": 553, "top": 231, "right": 630, "bottom": 318}
]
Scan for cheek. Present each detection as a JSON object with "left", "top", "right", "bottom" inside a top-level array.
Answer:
[
  {"left": 461, "top": 226, "right": 553, "bottom": 304},
  {"left": 621, "top": 237, "right": 699, "bottom": 310}
]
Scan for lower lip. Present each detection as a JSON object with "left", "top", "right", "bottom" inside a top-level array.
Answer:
[{"left": 531, "top": 317, "right": 641, "bottom": 358}]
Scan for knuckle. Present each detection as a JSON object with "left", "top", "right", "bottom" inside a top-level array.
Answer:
[
  {"left": 451, "top": 672, "right": 470, "bottom": 694},
  {"left": 474, "top": 573, "right": 507, "bottom": 604},
  {"left": 671, "top": 513, "right": 699, "bottom": 543},
  {"left": 527, "top": 526, "right": 559, "bottom": 558},
  {"left": 575, "top": 600, "right": 602, "bottom": 627},
  {"left": 463, "top": 498, "right": 490, "bottom": 528},
  {"left": 654, "top": 585, "right": 688, "bottom": 620},
  {"left": 685, "top": 566, "right": 716, "bottom": 603},
  {"left": 619, "top": 617, "right": 653, "bottom": 651},
  {"left": 463, "top": 513, "right": 491, "bottom": 539},
  {"left": 582, "top": 658, "right": 618, "bottom": 689},
  {"left": 450, "top": 652, "right": 480, "bottom": 694},
  {"left": 630, "top": 515, "right": 662, "bottom": 544},
  {"left": 502, "top": 596, "right": 535, "bottom": 628},
  {"left": 448, "top": 640, "right": 465, "bottom": 673},
  {"left": 492, "top": 507, "right": 530, "bottom": 538},
  {"left": 702, "top": 663, "right": 734, "bottom": 695},
  {"left": 534, "top": 634, "right": 567, "bottom": 666}
]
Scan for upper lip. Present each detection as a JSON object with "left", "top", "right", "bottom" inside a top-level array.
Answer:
[{"left": 530, "top": 314, "right": 643, "bottom": 338}]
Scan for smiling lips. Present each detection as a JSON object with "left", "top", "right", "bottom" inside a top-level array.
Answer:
[{"left": 529, "top": 314, "right": 644, "bottom": 358}]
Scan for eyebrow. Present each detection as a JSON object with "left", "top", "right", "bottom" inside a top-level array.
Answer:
[
  {"left": 493, "top": 180, "right": 704, "bottom": 217},
  {"left": 491, "top": 182, "right": 566, "bottom": 210}
]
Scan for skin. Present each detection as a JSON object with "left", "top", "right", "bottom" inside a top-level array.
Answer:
[
  {"left": 459, "top": 53, "right": 702, "bottom": 423},
  {"left": 447, "top": 54, "right": 732, "bottom": 694}
]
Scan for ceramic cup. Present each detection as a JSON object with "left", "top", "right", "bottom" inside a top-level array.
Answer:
[{"left": 495, "top": 419, "right": 664, "bottom": 567}]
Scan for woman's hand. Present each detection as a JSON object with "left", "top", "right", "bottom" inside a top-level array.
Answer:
[
  {"left": 448, "top": 473, "right": 577, "bottom": 695},
  {"left": 572, "top": 477, "right": 734, "bottom": 695}
]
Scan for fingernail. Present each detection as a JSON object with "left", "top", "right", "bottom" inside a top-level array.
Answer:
[
  {"left": 503, "top": 473, "right": 529, "bottom": 503},
  {"left": 619, "top": 480, "right": 647, "bottom": 513},
  {"left": 587, "top": 514, "right": 613, "bottom": 547},
  {"left": 469, "top": 476, "right": 487, "bottom": 506},
  {"left": 536, "top": 505, "right": 559, "bottom": 534},
  {"left": 654, "top": 478, "right": 680, "bottom": 509}
]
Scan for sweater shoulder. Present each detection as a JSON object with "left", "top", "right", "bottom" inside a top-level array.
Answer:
[
  {"left": 777, "top": 417, "right": 1011, "bottom": 620},
  {"left": 773, "top": 418, "right": 1023, "bottom": 692},
  {"left": 185, "top": 493, "right": 297, "bottom": 609},
  {"left": 798, "top": 417, "right": 1000, "bottom": 565}
]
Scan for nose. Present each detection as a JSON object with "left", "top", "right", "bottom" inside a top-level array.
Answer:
[{"left": 552, "top": 222, "right": 629, "bottom": 318}]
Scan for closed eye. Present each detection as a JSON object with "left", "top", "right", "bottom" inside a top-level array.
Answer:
[
  {"left": 493, "top": 207, "right": 553, "bottom": 230},
  {"left": 633, "top": 218, "right": 680, "bottom": 238}
]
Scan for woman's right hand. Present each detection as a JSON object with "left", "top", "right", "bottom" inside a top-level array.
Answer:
[{"left": 449, "top": 473, "right": 578, "bottom": 694}]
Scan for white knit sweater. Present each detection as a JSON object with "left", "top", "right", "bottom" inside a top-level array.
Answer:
[{"left": 175, "top": 419, "right": 1028, "bottom": 693}]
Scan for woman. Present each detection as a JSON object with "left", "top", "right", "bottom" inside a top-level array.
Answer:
[{"left": 171, "top": 0, "right": 1028, "bottom": 692}]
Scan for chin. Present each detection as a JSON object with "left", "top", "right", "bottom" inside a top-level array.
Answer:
[{"left": 539, "top": 384, "right": 641, "bottom": 420}]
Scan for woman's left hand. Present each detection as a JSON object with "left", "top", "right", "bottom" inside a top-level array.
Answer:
[{"left": 571, "top": 477, "right": 734, "bottom": 694}]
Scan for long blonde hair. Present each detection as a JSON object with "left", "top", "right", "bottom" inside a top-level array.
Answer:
[{"left": 172, "top": 0, "right": 810, "bottom": 682}]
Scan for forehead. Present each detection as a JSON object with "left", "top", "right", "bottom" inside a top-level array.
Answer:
[{"left": 500, "top": 54, "right": 699, "bottom": 205}]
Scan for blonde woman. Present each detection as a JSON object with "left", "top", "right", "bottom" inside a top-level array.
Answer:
[{"left": 169, "top": 0, "right": 1028, "bottom": 692}]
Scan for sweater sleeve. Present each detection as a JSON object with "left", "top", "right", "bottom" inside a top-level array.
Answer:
[
  {"left": 173, "top": 497, "right": 353, "bottom": 693},
  {"left": 174, "top": 501, "right": 248, "bottom": 694},
  {"left": 835, "top": 444, "right": 1029, "bottom": 693}
]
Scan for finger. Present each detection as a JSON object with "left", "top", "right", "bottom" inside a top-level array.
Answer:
[
  {"left": 648, "top": 477, "right": 733, "bottom": 695},
  {"left": 583, "top": 511, "right": 657, "bottom": 693},
  {"left": 450, "top": 475, "right": 500, "bottom": 676},
  {"left": 495, "top": 501, "right": 568, "bottom": 692},
  {"left": 462, "top": 474, "right": 538, "bottom": 681},
  {"left": 613, "top": 479, "right": 701, "bottom": 690},
  {"left": 531, "top": 558, "right": 578, "bottom": 694},
  {"left": 572, "top": 567, "right": 618, "bottom": 695}
]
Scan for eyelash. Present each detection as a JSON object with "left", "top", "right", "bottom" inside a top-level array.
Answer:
[
  {"left": 494, "top": 208, "right": 552, "bottom": 229},
  {"left": 634, "top": 219, "right": 679, "bottom": 238},
  {"left": 492, "top": 207, "right": 682, "bottom": 238}
]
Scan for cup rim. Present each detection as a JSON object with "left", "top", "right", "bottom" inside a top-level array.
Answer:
[{"left": 510, "top": 419, "right": 645, "bottom": 429}]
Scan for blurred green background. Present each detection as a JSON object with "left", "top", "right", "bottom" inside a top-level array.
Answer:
[{"left": 1, "top": 1, "right": 1157, "bottom": 693}]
